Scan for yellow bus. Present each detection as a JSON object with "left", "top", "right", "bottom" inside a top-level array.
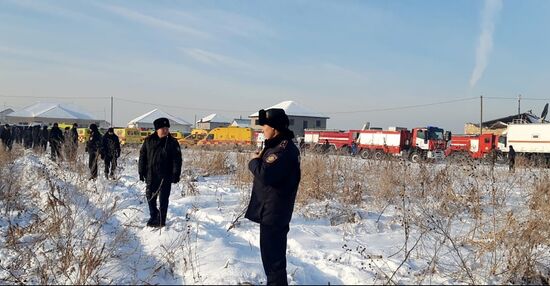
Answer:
[
  {"left": 139, "top": 130, "right": 154, "bottom": 143},
  {"left": 114, "top": 128, "right": 142, "bottom": 145}
]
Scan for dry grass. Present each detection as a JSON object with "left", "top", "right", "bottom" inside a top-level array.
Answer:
[{"left": 2, "top": 144, "right": 549, "bottom": 284}]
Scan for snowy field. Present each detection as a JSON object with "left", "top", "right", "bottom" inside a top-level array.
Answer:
[{"left": 0, "top": 146, "right": 549, "bottom": 285}]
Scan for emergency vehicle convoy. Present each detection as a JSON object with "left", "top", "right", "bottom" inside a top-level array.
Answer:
[{"left": 304, "top": 126, "right": 449, "bottom": 162}]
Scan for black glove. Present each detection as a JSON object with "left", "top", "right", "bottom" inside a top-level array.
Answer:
[
  {"left": 139, "top": 175, "right": 145, "bottom": 182},
  {"left": 173, "top": 177, "right": 180, "bottom": 184}
]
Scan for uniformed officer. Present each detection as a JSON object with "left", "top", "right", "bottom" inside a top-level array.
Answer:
[
  {"left": 139, "top": 117, "right": 182, "bottom": 227},
  {"left": 245, "top": 108, "right": 301, "bottom": 285}
]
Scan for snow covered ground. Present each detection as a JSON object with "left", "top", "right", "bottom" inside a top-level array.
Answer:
[{"left": 1, "top": 146, "right": 549, "bottom": 285}]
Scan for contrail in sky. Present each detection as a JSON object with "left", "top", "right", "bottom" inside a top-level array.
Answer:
[{"left": 470, "top": 0, "right": 502, "bottom": 88}]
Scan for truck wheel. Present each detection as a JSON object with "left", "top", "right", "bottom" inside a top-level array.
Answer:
[
  {"left": 360, "top": 149, "right": 370, "bottom": 159},
  {"left": 410, "top": 152, "right": 422, "bottom": 163},
  {"left": 373, "top": 150, "right": 385, "bottom": 160}
]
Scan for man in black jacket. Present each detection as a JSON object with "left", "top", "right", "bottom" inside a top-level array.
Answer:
[
  {"left": 40, "top": 125, "right": 49, "bottom": 152},
  {"left": 102, "top": 128, "right": 121, "bottom": 179},
  {"left": 0, "top": 124, "right": 12, "bottom": 151},
  {"left": 86, "top": 124, "right": 103, "bottom": 180},
  {"left": 139, "top": 118, "right": 182, "bottom": 227},
  {"left": 49, "top": 123, "right": 64, "bottom": 161},
  {"left": 245, "top": 108, "right": 301, "bottom": 285},
  {"left": 67, "top": 123, "right": 79, "bottom": 161}
]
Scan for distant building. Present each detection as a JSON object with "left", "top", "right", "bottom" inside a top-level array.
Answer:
[
  {"left": 0, "top": 108, "right": 14, "bottom": 124},
  {"left": 196, "top": 114, "right": 230, "bottom": 130},
  {"left": 249, "top": 100, "right": 329, "bottom": 137},
  {"left": 465, "top": 110, "right": 546, "bottom": 135},
  {"left": 128, "top": 109, "right": 192, "bottom": 133},
  {"left": 5, "top": 102, "right": 108, "bottom": 127},
  {"left": 230, "top": 118, "right": 251, "bottom": 128}
]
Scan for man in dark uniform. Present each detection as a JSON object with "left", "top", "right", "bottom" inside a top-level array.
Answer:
[
  {"left": 0, "top": 124, "right": 13, "bottom": 151},
  {"left": 40, "top": 125, "right": 49, "bottom": 152},
  {"left": 85, "top": 124, "right": 103, "bottom": 180},
  {"left": 49, "top": 123, "right": 64, "bottom": 161},
  {"left": 139, "top": 118, "right": 182, "bottom": 227},
  {"left": 102, "top": 128, "right": 121, "bottom": 179},
  {"left": 245, "top": 108, "right": 301, "bottom": 285},
  {"left": 68, "top": 123, "right": 79, "bottom": 161},
  {"left": 508, "top": 145, "right": 516, "bottom": 172}
]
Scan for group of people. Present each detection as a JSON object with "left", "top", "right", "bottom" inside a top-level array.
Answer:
[
  {"left": 84, "top": 124, "right": 121, "bottom": 180},
  {"left": 138, "top": 112, "right": 300, "bottom": 285},
  {"left": 0, "top": 122, "right": 78, "bottom": 161},
  {"left": 3, "top": 110, "right": 301, "bottom": 285}
]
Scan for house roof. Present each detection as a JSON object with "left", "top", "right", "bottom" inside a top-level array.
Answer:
[
  {"left": 231, "top": 118, "right": 251, "bottom": 127},
  {"left": 128, "top": 109, "right": 191, "bottom": 126},
  {"left": 468, "top": 111, "right": 546, "bottom": 129},
  {"left": 197, "top": 113, "right": 230, "bottom": 123},
  {"left": 0, "top": 108, "right": 14, "bottom": 115},
  {"left": 249, "top": 100, "right": 329, "bottom": 118},
  {"left": 6, "top": 102, "right": 98, "bottom": 120}
]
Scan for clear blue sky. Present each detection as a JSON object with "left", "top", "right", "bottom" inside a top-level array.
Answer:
[{"left": 1, "top": 0, "right": 549, "bottom": 132}]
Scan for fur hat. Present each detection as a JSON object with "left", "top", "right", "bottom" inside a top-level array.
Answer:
[
  {"left": 89, "top": 123, "right": 98, "bottom": 131},
  {"left": 258, "top": 108, "right": 289, "bottom": 131},
  {"left": 153, "top": 117, "right": 170, "bottom": 130}
]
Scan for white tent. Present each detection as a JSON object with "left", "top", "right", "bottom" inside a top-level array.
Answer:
[
  {"left": 5, "top": 102, "right": 107, "bottom": 127},
  {"left": 128, "top": 109, "right": 192, "bottom": 133}
]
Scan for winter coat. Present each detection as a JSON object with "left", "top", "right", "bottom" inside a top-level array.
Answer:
[
  {"left": 102, "top": 133, "right": 121, "bottom": 159},
  {"left": 70, "top": 127, "right": 78, "bottom": 145},
  {"left": 0, "top": 127, "right": 11, "bottom": 145},
  {"left": 86, "top": 130, "right": 103, "bottom": 154},
  {"left": 48, "top": 127, "right": 64, "bottom": 145},
  {"left": 139, "top": 133, "right": 182, "bottom": 184},
  {"left": 40, "top": 128, "right": 49, "bottom": 143},
  {"left": 245, "top": 129, "right": 301, "bottom": 226}
]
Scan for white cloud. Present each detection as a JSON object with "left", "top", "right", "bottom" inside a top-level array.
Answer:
[
  {"left": 99, "top": 4, "right": 210, "bottom": 39},
  {"left": 181, "top": 48, "right": 253, "bottom": 69},
  {"left": 4, "top": 0, "right": 103, "bottom": 24},
  {"left": 470, "top": 0, "right": 502, "bottom": 87}
]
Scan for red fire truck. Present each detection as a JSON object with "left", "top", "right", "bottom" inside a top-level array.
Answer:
[
  {"left": 303, "top": 129, "right": 358, "bottom": 154},
  {"left": 444, "top": 133, "right": 501, "bottom": 160},
  {"left": 304, "top": 126, "right": 449, "bottom": 162},
  {"left": 356, "top": 126, "right": 448, "bottom": 162}
]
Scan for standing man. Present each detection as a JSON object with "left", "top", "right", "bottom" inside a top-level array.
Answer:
[
  {"left": 0, "top": 124, "right": 12, "bottom": 151},
  {"left": 245, "top": 108, "right": 301, "bottom": 285},
  {"left": 68, "top": 123, "right": 79, "bottom": 161},
  {"left": 102, "top": 128, "right": 121, "bottom": 180},
  {"left": 40, "top": 125, "right": 49, "bottom": 152},
  {"left": 85, "top": 124, "right": 103, "bottom": 180},
  {"left": 49, "top": 123, "right": 64, "bottom": 161},
  {"left": 139, "top": 118, "right": 182, "bottom": 227},
  {"left": 508, "top": 145, "right": 516, "bottom": 172}
]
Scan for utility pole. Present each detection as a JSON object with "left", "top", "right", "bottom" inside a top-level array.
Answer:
[
  {"left": 480, "top": 95, "right": 483, "bottom": 135},
  {"left": 517, "top": 94, "right": 521, "bottom": 117},
  {"left": 110, "top": 96, "right": 114, "bottom": 127}
]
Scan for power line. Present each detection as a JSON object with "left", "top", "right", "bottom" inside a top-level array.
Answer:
[
  {"left": 324, "top": 97, "right": 478, "bottom": 114},
  {"left": 0, "top": 94, "right": 109, "bottom": 100},
  {"left": 114, "top": 97, "right": 255, "bottom": 113}
]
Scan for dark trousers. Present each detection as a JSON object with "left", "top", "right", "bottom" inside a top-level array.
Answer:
[
  {"left": 146, "top": 178, "right": 172, "bottom": 225},
  {"left": 104, "top": 156, "right": 117, "bottom": 177},
  {"left": 88, "top": 152, "right": 99, "bottom": 178},
  {"left": 260, "top": 223, "right": 290, "bottom": 285},
  {"left": 50, "top": 143, "right": 62, "bottom": 161},
  {"left": 509, "top": 158, "right": 515, "bottom": 172}
]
